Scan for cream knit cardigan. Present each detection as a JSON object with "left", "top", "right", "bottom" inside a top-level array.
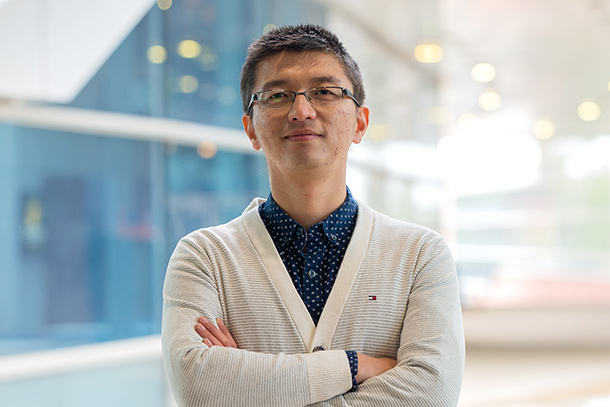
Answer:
[{"left": 162, "top": 198, "right": 464, "bottom": 407}]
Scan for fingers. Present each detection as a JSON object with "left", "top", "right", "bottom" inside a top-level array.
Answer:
[
  {"left": 195, "top": 321, "right": 219, "bottom": 347},
  {"left": 196, "top": 317, "right": 227, "bottom": 347},
  {"left": 216, "top": 318, "right": 238, "bottom": 348},
  {"left": 195, "top": 316, "right": 237, "bottom": 348}
]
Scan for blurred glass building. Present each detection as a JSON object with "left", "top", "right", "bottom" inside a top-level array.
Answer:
[{"left": 1, "top": 0, "right": 609, "bottom": 406}]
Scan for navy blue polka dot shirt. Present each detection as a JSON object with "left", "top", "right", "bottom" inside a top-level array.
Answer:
[{"left": 259, "top": 187, "right": 360, "bottom": 390}]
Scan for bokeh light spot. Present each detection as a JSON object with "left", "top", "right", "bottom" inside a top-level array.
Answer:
[
  {"left": 147, "top": 45, "right": 167, "bottom": 64},
  {"left": 178, "top": 75, "right": 199, "bottom": 93},
  {"left": 178, "top": 40, "right": 202, "bottom": 59},
  {"left": 533, "top": 119, "right": 556, "bottom": 140},
  {"left": 197, "top": 141, "right": 218, "bottom": 159},
  {"left": 472, "top": 63, "right": 496, "bottom": 83},
  {"left": 157, "top": 0, "right": 172, "bottom": 10},
  {"left": 577, "top": 100, "right": 601, "bottom": 121},
  {"left": 479, "top": 90, "right": 502, "bottom": 111},
  {"left": 263, "top": 23, "right": 278, "bottom": 34},
  {"left": 414, "top": 43, "right": 444, "bottom": 63}
]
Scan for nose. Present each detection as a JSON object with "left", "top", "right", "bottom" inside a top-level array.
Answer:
[{"left": 288, "top": 93, "right": 317, "bottom": 121}]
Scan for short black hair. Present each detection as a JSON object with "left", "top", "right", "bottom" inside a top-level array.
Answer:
[{"left": 240, "top": 24, "right": 365, "bottom": 114}]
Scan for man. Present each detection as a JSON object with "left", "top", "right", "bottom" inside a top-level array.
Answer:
[{"left": 162, "top": 24, "right": 464, "bottom": 407}]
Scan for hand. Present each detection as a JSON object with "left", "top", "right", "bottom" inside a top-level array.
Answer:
[
  {"left": 195, "top": 316, "right": 238, "bottom": 348},
  {"left": 355, "top": 352, "right": 397, "bottom": 383}
]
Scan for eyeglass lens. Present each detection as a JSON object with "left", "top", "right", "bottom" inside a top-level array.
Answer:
[{"left": 259, "top": 87, "right": 344, "bottom": 108}]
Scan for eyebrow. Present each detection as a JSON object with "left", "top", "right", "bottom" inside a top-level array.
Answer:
[{"left": 260, "top": 76, "right": 342, "bottom": 90}]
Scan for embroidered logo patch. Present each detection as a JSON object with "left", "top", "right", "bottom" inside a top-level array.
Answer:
[{"left": 368, "top": 295, "right": 377, "bottom": 301}]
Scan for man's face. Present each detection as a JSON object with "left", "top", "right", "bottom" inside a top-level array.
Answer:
[{"left": 242, "top": 51, "right": 369, "bottom": 175}]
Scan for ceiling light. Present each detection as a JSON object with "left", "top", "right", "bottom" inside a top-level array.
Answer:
[
  {"left": 472, "top": 63, "right": 496, "bottom": 83},
  {"left": 414, "top": 43, "right": 444, "bottom": 64},
  {"left": 533, "top": 119, "right": 555, "bottom": 140},
  {"left": 577, "top": 100, "right": 601, "bottom": 121},
  {"left": 479, "top": 90, "right": 502, "bottom": 111}
]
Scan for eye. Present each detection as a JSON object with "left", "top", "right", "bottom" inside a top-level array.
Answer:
[
  {"left": 310, "top": 87, "right": 340, "bottom": 101},
  {"left": 262, "top": 91, "right": 291, "bottom": 103},
  {"left": 313, "top": 87, "right": 334, "bottom": 95}
]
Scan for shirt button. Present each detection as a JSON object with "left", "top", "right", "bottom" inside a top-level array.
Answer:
[
  {"left": 313, "top": 346, "right": 325, "bottom": 352},
  {"left": 330, "top": 234, "right": 337, "bottom": 241},
  {"left": 296, "top": 227, "right": 303, "bottom": 236},
  {"left": 308, "top": 270, "right": 317, "bottom": 278}
]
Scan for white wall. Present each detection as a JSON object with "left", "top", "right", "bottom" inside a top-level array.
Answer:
[{"left": 0, "top": 0, "right": 155, "bottom": 103}]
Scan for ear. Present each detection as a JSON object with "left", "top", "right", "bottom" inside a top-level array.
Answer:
[
  {"left": 242, "top": 114, "right": 262, "bottom": 151},
  {"left": 352, "top": 105, "right": 369, "bottom": 145}
]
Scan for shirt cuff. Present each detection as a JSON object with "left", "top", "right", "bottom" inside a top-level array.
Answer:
[{"left": 345, "top": 350, "right": 358, "bottom": 391}]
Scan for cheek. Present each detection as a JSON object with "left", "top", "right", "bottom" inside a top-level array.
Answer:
[
  {"left": 334, "top": 108, "right": 358, "bottom": 128},
  {"left": 332, "top": 110, "right": 359, "bottom": 142},
  {"left": 252, "top": 118, "right": 281, "bottom": 150}
]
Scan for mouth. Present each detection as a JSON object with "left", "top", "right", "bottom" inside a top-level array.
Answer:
[{"left": 285, "top": 130, "right": 321, "bottom": 141}]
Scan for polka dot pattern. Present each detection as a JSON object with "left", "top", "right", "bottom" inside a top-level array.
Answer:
[
  {"left": 346, "top": 350, "right": 359, "bottom": 391},
  {"left": 259, "top": 187, "right": 359, "bottom": 390}
]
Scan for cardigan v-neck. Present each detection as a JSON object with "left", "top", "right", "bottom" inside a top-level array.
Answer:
[
  {"left": 242, "top": 197, "right": 374, "bottom": 352},
  {"left": 257, "top": 190, "right": 358, "bottom": 325}
]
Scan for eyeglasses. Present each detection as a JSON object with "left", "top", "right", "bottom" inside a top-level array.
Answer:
[{"left": 248, "top": 86, "right": 360, "bottom": 113}]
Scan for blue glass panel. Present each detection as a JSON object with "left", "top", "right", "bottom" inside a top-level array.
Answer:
[
  {"left": 0, "top": 0, "right": 323, "bottom": 357},
  {"left": 0, "top": 123, "right": 268, "bottom": 355}
]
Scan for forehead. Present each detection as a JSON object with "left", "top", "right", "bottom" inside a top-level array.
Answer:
[{"left": 253, "top": 51, "right": 350, "bottom": 90}]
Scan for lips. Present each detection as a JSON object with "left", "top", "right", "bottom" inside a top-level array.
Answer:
[{"left": 285, "top": 129, "right": 321, "bottom": 141}]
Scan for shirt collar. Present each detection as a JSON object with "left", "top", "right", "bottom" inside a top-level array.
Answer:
[
  {"left": 319, "top": 188, "right": 358, "bottom": 246},
  {"left": 259, "top": 187, "right": 358, "bottom": 249}
]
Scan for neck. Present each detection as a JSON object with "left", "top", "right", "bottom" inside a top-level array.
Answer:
[{"left": 269, "top": 169, "right": 347, "bottom": 229}]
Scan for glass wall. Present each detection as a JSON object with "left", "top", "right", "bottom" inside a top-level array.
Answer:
[
  {"left": 0, "top": 124, "right": 268, "bottom": 356},
  {"left": 327, "top": 0, "right": 610, "bottom": 314},
  {"left": 0, "top": 0, "right": 323, "bottom": 358},
  {"left": 1, "top": 1, "right": 320, "bottom": 405}
]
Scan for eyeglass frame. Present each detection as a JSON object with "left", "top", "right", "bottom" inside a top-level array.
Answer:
[{"left": 247, "top": 86, "right": 361, "bottom": 115}]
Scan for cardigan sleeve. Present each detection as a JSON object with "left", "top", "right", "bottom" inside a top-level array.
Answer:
[
  {"left": 161, "top": 236, "right": 353, "bottom": 407},
  {"left": 338, "top": 233, "right": 465, "bottom": 407}
]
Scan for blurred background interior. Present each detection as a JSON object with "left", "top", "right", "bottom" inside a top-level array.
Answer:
[{"left": 1, "top": 0, "right": 609, "bottom": 406}]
